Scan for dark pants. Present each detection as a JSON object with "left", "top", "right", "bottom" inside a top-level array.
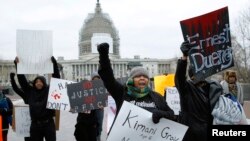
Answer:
[
  {"left": 74, "top": 122, "right": 97, "bottom": 141},
  {"left": 30, "top": 119, "right": 56, "bottom": 141},
  {"left": 96, "top": 109, "right": 104, "bottom": 136},
  {"left": 24, "top": 137, "right": 31, "bottom": 141},
  {"left": 2, "top": 130, "right": 8, "bottom": 141}
]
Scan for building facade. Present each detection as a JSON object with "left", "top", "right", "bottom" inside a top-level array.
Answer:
[{"left": 0, "top": 1, "right": 177, "bottom": 89}]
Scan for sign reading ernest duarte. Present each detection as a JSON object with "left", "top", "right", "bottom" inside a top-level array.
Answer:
[
  {"left": 67, "top": 79, "right": 108, "bottom": 112},
  {"left": 16, "top": 29, "right": 53, "bottom": 74},
  {"left": 47, "top": 78, "right": 75, "bottom": 111},
  {"left": 107, "top": 101, "right": 188, "bottom": 141},
  {"left": 166, "top": 87, "right": 180, "bottom": 115},
  {"left": 180, "top": 7, "right": 233, "bottom": 82}
]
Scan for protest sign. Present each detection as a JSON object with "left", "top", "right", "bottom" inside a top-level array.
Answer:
[
  {"left": 16, "top": 29, "right": 53, "bottom": 74},
  {"left": 14, "top": 106, "right": 31, "bottom": 137},
  {"left": 67, "top": 79, "right": 108, "bottom": 112},
  {"left": 180, "top": 7, "right": 233, "bottom": 82},
  {"left": 166, "top": 87, "right": 180, "bottom": 115},
  {"left": 47, "top": 78, "right": 75, "bottom": 111},
  {"left": 107, "top": 95, "right": 116, "bottom": 133},
  {"left": 154, "top": 74, "right": 175, "bottom": 96},
  {"left": 107, "top": 101, "right": 188, "bottom": 141}
]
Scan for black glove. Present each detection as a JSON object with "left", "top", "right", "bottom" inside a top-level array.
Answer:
[
  {"left": 152, "top": 109, "right": 172, "bottom": 124},
  {"left": 10, "top": 73, "right": 15, "bottom": 79},
  {"left": 180, "top": 40, "right": 193, "bottom": 56},
  {"left": 97, "top": 43, "right": 109, "bottom": 55},
  {"left": 51, "top": 56, "right": 57, "bottom": 64}
]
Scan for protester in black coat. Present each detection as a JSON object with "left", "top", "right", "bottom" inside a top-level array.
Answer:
[
  {"left": 97, "top": 43, "right": 174, "bottom": 134},
  {"left": 74, "top": 73, "right": 101, "bottom": 141},
  {"left": 10, "top": 73, "right": 31, "bottom": 141},
  {"left": 0, "top": 91, "right": 13, "bottom": 141},
  {"left": 175, "top": 41, "right": 223, "bottom": 141},
  {"left": 10, "top": 73, "right": 29, "bottom": 104},
  {"left": 15, "top": 56, "right": 60, "bottom": 141}
]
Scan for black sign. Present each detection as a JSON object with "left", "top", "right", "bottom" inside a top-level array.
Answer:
[
  {"left": 67, "top": 79, "right": 108, "bottom": 113},
  {"left": 180, "top": 7, "right": 234, "bottom": 82}
]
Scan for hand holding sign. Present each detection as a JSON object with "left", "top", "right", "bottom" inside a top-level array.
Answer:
[
  {"left": 152, "top": 109, "right": 172, "bottom": 124},
  {"left": 180, "top": 40, "right": 194, "bottom": 57},
  {"left": 107, "top": 101, "right": 188, "bottom": 141}
]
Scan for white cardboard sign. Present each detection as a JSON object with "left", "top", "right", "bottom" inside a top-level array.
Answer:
[
  {"left": 107, "top": 101, "right": 188, "bottom": 141},
  {"left": 16, "top": 29, "right": 53, "bottom": 74},
  {"left": 166, "top": 87, "right": 180, "bottom": 115},
  {"left": 14, "top": 106, "right": 31, "bottom": 137},
  {"left": 47, "top": 78, "right": 75, "bottom": 111}
]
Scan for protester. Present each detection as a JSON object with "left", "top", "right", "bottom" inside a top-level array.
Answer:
[
  {"left": 97, "top": 43, "right": 174, "bottom": 134},
  {"left": 74, "top": 72, "right": 104, "bottom": 141},
  {"left": 15, "top": 56, "right": 60, "bottom": 141},
  {"left": 174, "top": 41, "right": 223, "bottom": 141},
  {"left": 220, "top": 70, "right": 244, "bottom": 105},
  {"left": 0, "top": 90, "right": 13, "bottom": 141},
  {"left": 91, "top": 72, "right": 104, "bottom": 141},
  {"left": 10, "top": 72, "right": 31, "bottom": 141}
]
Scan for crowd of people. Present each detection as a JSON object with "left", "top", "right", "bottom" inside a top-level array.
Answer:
[{"left": 0, "top": 41, "right": 248, "bottom": 141}]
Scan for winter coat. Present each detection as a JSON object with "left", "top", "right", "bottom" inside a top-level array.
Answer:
[
  {"left": 17, "top": 59, "right": 60, "bottom": 121},
  {"left": 10, "top": 73, "right": 28, "bottom": 104},
  {"left": 98, "top": 52, "right": 174, "bottom": 133},
  {"left": 220, "top": 80, "right": 243, "bottom": 105},
  {"left": 175, "top": 59, "right": 222, "bottom": 141},
  {"left": 0, "top": 95, "right": 13, "bottom": 131}
]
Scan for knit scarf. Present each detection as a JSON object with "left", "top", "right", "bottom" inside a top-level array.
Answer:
[{"left": 126, "top": 78, "right": 150, "bottom": 98}]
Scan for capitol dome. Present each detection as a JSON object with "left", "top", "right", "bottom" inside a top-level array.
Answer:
[{"left": 78, "top": 1, "right": 120, "bottom": 60}]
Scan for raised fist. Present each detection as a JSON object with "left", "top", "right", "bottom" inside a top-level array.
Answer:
[
  {"left": 51, "top": 56, "right": 57, "bottom": 64},
  {"left": 97, "top": 43, "right": 109, "bottom": 55},
  {"left": 180, "top": 41, "right": 193, "bottom": 56}
]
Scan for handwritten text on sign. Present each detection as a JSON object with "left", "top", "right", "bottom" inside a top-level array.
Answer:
[
  {"left": 166, "top": 87, "right": 180, "bottom": 115},
  {"left": 180, "top": 7, "right": 233, "bottom": 82},
  {"left": 67, "top": 79, "right": 108, "bottom": 112},
  {"left": 107, "top": 101, "right": 188, "bottom": 141},
  {"left": 15, "top": 106, "right": 31, "bottom": 137},
  {"left": 47, "top": 78, "right": 75, "bottom": 111}
]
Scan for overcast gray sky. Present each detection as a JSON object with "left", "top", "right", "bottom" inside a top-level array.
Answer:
[{"left": 0, "top": 0, "right": 249, "bottom": 60}]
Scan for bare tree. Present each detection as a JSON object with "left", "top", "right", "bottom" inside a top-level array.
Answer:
[{"left": 231, "top": 6, "right": 250, "bottom": 83}]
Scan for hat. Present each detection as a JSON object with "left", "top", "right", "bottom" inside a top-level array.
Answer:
[
  {"left": 228, "top": 71, "right": 236, "bottom": 77},
  {"left": 129, "top": 66, "right": 149, "bottom": 78},
  {"left": 91, "top": 72, "right": 100, "bottom": 80},
  {"left": 224, "top": 70, "right": 237, "bottom": 82}
]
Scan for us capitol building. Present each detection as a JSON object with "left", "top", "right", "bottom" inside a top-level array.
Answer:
[{"left": 0, "top": 1, "right": 177, "bottom": 87}]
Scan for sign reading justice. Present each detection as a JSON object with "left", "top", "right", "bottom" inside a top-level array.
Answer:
[{"left": 67, "top": 79, "right": 108, "bottom": 112}]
